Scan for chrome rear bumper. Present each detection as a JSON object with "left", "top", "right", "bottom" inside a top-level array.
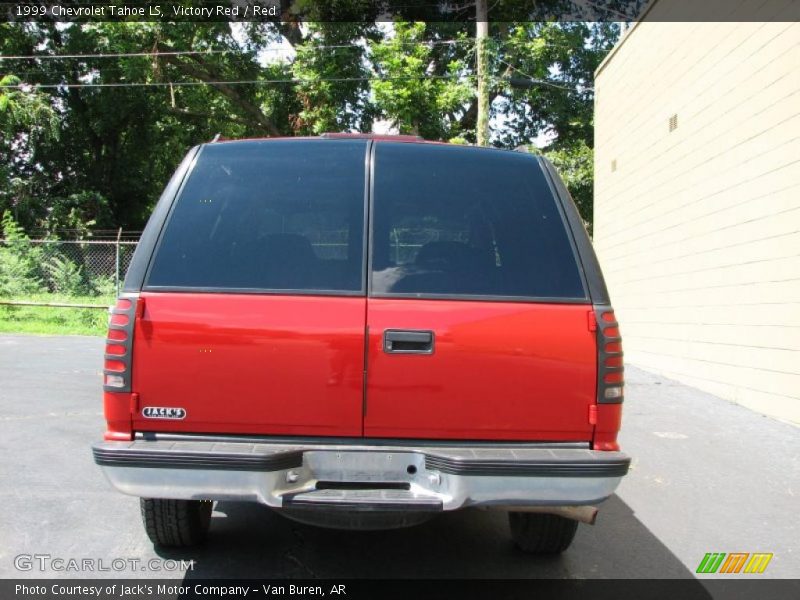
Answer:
[{"left": 92, "top": 436, "right": 629, "bottom": 512}]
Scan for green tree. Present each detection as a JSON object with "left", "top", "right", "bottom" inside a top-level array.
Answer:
[
  {"left": 370, "top": 22, "right": 473, "bottom": 140},
  {"left": 0, "top": 71, "right": 59, "bottom": 230},
  {"left": 292, "top": 22, "right": 377, "bottom": 134},
  {"left": 544, "top": 141, "right": 594, "bottom": 227},
  {"left": 0, "top": 13, "right": 622, "bottom": 232},
  {"left": 487, "top": 22, "right": 618, "bottom": 150}
]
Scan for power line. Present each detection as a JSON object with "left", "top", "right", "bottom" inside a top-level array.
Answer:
[
  {"left": 6, "top": 65, "right": 143, "bottom": 80},
  {"left": 0, "top": 39, "right": 475, "bottom": 62},
  {"left": 0, "top": 64, "right": 592, "bottom": 93},
  {"left": 0, "top": 37, "right": 577, "bottom": 66},
  {"left": 0, "top": 38, "right": 570, "bottom": 81},
  {"left": 0, "top": 39, "right": 475, "bottom": 80},
  {"left": 0, "top": 73, "right": 475, "bottom": 90},
  {"left": 0, "top": 48, "right": 242, "bottom": 61},
  {"left": 496, "top": 58, "right": 593, "bottom": 93},
  {"left": 572, "top": 0, "right": 633, "bottom": 21},
  {"left": 0, "top": 41, "right": 596, "bottom": 93}
]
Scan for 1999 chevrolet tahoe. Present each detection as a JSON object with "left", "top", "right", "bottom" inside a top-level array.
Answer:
[{"left": 92, "top": 134, "right": 629, "bottom": 554}]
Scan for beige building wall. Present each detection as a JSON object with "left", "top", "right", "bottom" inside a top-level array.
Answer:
[{"left": 593, "top": 5, "right": 800, "bottom": 424}]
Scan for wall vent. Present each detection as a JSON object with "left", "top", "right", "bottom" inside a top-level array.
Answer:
[{"left": 669, "top": 114, "right": 678, "bottom": 132}]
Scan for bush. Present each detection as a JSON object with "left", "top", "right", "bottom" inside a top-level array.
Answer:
[
  {"left": 91, "top": 274, "right": 117, "bottom": 298},
  {"left": 43, "top": 253, "right": 92, "bottom": 295},
  {"left": 0, "top": 211, "right": 46, "bottom": 297}
]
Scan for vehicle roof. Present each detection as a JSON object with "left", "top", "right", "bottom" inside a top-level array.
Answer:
[
  {"left": 208, "top": 134, "right": 535, "bottom": 157},
  {"left": 212, "top": 133, "right": 446, "bottom": 145}
]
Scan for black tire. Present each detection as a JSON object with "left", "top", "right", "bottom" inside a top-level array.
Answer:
[
  {"left": 140, "top": 498, "right": 213, "bottom": 547},
  {"left": 508, "top": 512, "right": 579, "bottom": 554}
]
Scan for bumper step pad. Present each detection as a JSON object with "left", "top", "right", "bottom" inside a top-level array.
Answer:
[{"left": 283, "top": 488, "right": 443, "bottom": 512}]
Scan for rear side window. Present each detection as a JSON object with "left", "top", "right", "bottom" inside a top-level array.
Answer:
[
  {"left": 370, "top": 143, "right": 586, "bottom": 299},
  {"left": 146, "top": 140, "right": 367, "bottom": 292}
]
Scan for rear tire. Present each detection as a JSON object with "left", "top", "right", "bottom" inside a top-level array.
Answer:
[
  {"left": 140, "top": 498, "right": 212, "bottom": 547},
  {"left": 508, "top": 512, "right": 579, "bottom": 554}
]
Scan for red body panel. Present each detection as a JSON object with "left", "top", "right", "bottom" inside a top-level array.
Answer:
[
  {"left": 131, "top": 292, "right": 365, "bottom": 436},
  {"left": 103, "top": 391, "right": 134, "bottom": 441},
  {"left": 364, "top": 299, "right": 597, "bottom": 441},
  {"left": 593, "top": 404, "right": 622, "bottom": 451}
]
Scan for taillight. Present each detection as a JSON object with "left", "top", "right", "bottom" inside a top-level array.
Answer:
[
  {"left": 104, "top": 295, "right": 138, "bottom": 392},
  {"left": 596, "top": 306, "right": 623, "bottom": 403}
]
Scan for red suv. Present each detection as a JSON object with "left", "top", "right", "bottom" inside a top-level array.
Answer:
[{"left": 93, "top": 135, "right": 628, "bottom": 553}]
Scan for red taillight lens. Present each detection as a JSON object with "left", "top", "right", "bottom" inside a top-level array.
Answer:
[
  {"left": 107, "top": 328, "right": 127, "bottom": 342},
  {"left": 110, "top": 313, "right": 129, "bottom": 326},
  {"left": 104, "top": 296, "right": 138, "bottom": 393},
  {"left": 105, "top": 344, "right": 126, "bottom": 356},
  {"left": 104, "top": 359, "right": 126, "bottom": 372},
  {"left": 596, "top": 307, "right": 624, "bottom": 404}
]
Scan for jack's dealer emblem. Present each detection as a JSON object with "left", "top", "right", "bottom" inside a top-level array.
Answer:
[{"left": 142, "top": 406, "right": 187, "bottom": 420}]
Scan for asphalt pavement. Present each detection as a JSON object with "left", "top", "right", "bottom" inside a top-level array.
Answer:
[{"left": 0, "top": 334, "right": 797, "bottom": 581}]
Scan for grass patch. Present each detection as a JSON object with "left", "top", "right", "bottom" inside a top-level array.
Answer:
[{"left": 0, "top": 294, "right": 114, "bottom": 336}]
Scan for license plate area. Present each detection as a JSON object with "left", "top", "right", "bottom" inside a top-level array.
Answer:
[{"left": 303, "top": 450, "right": 424, "bottom": 483}]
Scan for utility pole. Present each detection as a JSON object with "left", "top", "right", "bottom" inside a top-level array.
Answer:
[{"left": 475, "top": 0, "right": 489, "bottom": 146}]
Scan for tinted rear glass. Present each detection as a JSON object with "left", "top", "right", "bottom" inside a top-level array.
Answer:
[
  {"left": 371, "top": 143, "right": 585, "bottom": 299},
  {"left": 146, "top": 140, "right": 367, "bottom": 292}
]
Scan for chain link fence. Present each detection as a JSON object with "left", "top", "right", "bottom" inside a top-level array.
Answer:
[{"left": 0, "top": 238, "right": 139, "bottom": 308}]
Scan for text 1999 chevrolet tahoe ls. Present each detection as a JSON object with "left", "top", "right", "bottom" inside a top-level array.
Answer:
[{"left": 92, "top": 135, "right": 629, "bottom": 554}]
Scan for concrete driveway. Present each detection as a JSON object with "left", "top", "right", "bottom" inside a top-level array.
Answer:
[{"left": 0, "top": 334, "right": 797, "bottom": 580}]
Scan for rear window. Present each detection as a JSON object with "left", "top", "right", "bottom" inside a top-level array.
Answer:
[
  {"left": 370, "top": 143, "right": 586, "bottom": 299},
  {"left": 146, "top": 140, "right": 367, "bottom": 292}
]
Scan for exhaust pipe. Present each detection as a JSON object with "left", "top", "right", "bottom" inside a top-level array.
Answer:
[{"left": 490, "top": 505, "right": 599, "bottom": 525}]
